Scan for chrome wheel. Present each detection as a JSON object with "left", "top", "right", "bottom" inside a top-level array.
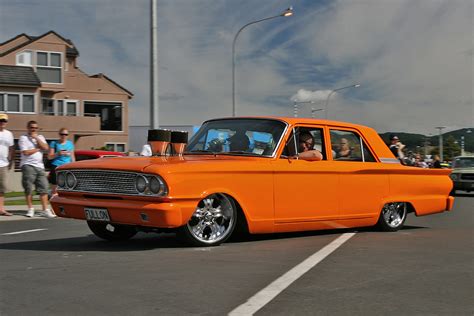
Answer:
[
  {"left": 377, "top": 202, "right": 407, "bottom": 231},
  {"left": 181, "top": 193, "right": 236, "bottom": 246}
]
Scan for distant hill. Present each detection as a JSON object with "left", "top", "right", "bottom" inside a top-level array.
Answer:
[{"left": 379, "top": 128, "right": 473, "bottom": 153}]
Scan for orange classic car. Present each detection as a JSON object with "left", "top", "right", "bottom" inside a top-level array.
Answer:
[{"left": 50, "top": 117, "right": 454, "bottom": 246}]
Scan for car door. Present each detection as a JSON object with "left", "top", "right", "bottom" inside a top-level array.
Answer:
[
  {"left": 273, "top": 126, "right": 340, "bottom": 231},
  {"left": 328, "top": 127, "right": 389, "bottom": 220}
]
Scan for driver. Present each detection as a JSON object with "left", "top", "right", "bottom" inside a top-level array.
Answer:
[
  {"left": 296, "top": 131, "right": 322, "bottom": 161},
  {"left": 228, "top": 130, "right": 250, "bottom": 152}
]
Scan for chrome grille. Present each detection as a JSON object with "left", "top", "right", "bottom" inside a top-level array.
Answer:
[
  {"left": 68, "top": 170, "right": 139, "bottom": 195},
  {"left": 461, "top": 174, "right": 474, "bottom": 181}
]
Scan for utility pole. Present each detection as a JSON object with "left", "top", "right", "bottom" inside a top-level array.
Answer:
[{"left": 435, "top": 126, "right": 446, "bottom": 161}]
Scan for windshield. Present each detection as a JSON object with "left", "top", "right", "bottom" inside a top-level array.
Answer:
[
  {"left": 452, "top": 157, "right": 474, "bottom": 169},
  {"left": 185, "top": 118, "right": 287, "bottom": 157}
]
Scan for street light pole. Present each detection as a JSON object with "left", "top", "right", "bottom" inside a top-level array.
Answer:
[
  {"left": 232, "top": 7, "right": 293, "bottom": 117},
  {"left": 292, "top": 100, "right": 313, "bottom": 117},
  {"left": 324, "top": 84, "right": 360, "bottom": 119},
  {"left": 435, "top": 126, "right": 446, "bottom": 161},
  {"left": 150, "top": 0, "right": 160, "bottom": 129},
  {"left": 311, "top": 107, "right": 324, "bottom": 118}
]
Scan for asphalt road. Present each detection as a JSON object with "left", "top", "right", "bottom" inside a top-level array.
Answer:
[{"left": 1, "top": 194, "right": 473, "bottom": 316}]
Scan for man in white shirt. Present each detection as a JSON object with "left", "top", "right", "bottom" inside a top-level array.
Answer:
[
  {"left": 0, "top": 113, "right": 14, "bottom": 216},
  {"left": 18, "top": 120, "right": 56, "bottom": 218}
]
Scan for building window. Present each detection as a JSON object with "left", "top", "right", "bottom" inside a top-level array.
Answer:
[
  {"left": 84, "top": 101, "right": 123, "bottom": 131},
  {"left": 105, "top": 143, "right": 126, "bottom": 152},
  {"left": 0, "top": 93, "right": 35, "bottom": 113},
  {"left": 16, "top": 50, "right": 33, "bottom": 66},
  {"left": 66, "top": 101, "right": 77, "bottom": 116},
  {"left": 41, "top": 99, "right": 78, "bottom": 116},
  {"left": 41, "top": 98, "right": 55, "bottom": 115},
  {"left": 36, "top": 51, "right": 62, "bottom": 84}
]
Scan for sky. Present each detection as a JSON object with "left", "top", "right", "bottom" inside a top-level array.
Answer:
[{"left": 0, "top": 0, "right": 473, "bottom": 135}]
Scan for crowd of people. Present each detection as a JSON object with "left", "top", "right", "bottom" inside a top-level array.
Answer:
[
  {"left": 389, "top": 135, "right": 443, "bottom": 168},
  {"left": 0, "top": 116, "right": 74, "bottom": 218}
]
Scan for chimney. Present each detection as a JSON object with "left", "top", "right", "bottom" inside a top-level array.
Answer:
[{"left": 147, "top": 129, "right": 171, "bottom": 156}]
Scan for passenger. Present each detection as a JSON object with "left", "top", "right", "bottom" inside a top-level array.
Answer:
[
  {"left": 296, "top": 131, "right": 322, "bottom": 161},
  {"left": 336, "top": 138, "right": 352, "bottom": 158}
]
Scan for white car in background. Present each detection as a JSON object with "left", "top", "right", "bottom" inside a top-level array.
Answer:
[{"left": 450, "top": 156, "right": 474, "bottom": 194}]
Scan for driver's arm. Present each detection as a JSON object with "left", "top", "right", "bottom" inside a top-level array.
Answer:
[{"left": 298, "top": 150, "right": 323, "bottom": 161}]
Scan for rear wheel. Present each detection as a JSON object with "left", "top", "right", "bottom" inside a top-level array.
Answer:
[
  {"left": 376, "top": 202, "right": 407, "bottom": 232},
  {"left": 178, "top": 193, "right": 237, "bottom": 246},
  {"left": 87, "top": 221, "right": 137, "bottom": 241}
]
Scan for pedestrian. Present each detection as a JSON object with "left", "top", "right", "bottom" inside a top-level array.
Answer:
[
  {"left": 48, "top": 128, "right": 75, "bottom": 196},
  {"left": 389, "top": 135, "right": 406, "bottom": 164},
  {"left": 432, "top": 155, "right": 442, "bottom": 168},
  {"left": 414, "top": 154, "right": 428, "bottom": 168},
  {"left": 18, "top": 121, "right": 56, "bottom": 218},
  {"left": 0, "top": 113, "right": 14, "bottom": 216}
]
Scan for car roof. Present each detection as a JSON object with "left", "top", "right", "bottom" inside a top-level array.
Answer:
[{"left": 204, "top": 116, "right": 372, "bottom": 130}]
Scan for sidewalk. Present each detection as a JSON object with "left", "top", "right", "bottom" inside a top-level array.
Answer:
[{"left": 1, "top": 204, "right": 55, "bottom": 221}]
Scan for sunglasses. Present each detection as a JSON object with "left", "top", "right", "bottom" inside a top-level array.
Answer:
[
  {"left": 60, "top": 133, "right": 69, "bottom": 136},
  {"left": 29, "top": 126, "right": 39, "bottom": 130},
  {"left": 0, "top": 119, "right": 7, "bottom": 123}
]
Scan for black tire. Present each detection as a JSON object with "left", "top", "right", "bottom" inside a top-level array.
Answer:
[
  {"left": 87, "top": 221, "right": 137, "bottom": 241},
  {"left": 376, "top": 202, "right": 407, "bottom": 232},
  {"left": 178, "top": 193, "right": 237, "bottom": 246}
]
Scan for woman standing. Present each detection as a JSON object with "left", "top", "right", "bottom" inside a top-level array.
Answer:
[{"left": 48, "top": 128, "right": 75, "bottom": 195}]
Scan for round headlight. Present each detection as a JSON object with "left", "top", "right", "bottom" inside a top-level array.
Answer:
[
  {"left": 136, "top": 175, "right": 148, "bottom": 193},
  {"left": 149, "top": 177, "right": 162, "bottom": 194},
  {"left": 57, "top": 172, "right": 66, "bottom": 188},
  {"left": 450, "top": 173, "right": 458, "bottom": 181},
  {"left": 66, "top": 172, "right": 76, "bottom": 189}
]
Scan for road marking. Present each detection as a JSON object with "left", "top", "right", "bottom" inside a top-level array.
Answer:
[
  {"left": 229, "top": 232, "right": 356, "bottom": 316},
  {"left": 1, "top": 229, "right": 48, "bottom": 236}
]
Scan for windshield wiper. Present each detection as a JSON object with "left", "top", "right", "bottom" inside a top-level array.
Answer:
[
  {"left": 184, "top": 150, "right": 217, "bottom": 155},
  {"left": 221, "top": 151, "right": 259, "bottom": 156}
]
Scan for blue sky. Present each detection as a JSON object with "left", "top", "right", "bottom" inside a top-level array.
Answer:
[{"left": 0, "top": 0, "right": 473, "bottom": 134}]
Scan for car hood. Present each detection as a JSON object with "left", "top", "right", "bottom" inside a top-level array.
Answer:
[{"left": 58, "top": 154, "right": 268, "bottom": 174}]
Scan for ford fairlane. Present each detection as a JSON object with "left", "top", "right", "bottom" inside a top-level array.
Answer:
[{"left": 50, "top": 117, "right": 454, "bottom": 246}]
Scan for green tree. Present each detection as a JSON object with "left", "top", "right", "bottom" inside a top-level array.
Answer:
[{"left": 443, "top": 136, "right": 461, "bottom": 160}]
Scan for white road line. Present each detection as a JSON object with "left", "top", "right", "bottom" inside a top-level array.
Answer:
[
  {"left": 1, "top": 228, "right": 48, "bottom": 236},
  {"left": 229, "top": 232, "right": 356, "bottom": 316}
]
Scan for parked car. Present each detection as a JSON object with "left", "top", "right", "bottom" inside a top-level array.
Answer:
[
  {"left": 50, "top": 117, "right": 454, "bottom": 246},
  {"left": 449, "top": 156, "right": 474, "bottom": 194},
  {"left": 74, "top": 150, "right": 125, "bottom": 161}
]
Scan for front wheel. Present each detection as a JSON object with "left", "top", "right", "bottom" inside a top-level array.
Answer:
[
  {"left": 376, "top": 202, "right": 407, "bottom": 232},
  {"left": 87, "top": 221, "right": 137, "bottom": 241},
  {"left": 178, "top": 193, "right": 237, "bottom": 246}
]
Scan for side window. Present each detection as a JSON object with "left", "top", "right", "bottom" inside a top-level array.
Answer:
[
  {"left": 281, "top": 127, "right": 326, "bottom": 160},
  {"left": 330, "top": 129, "right": 376, "bottom": 162}
]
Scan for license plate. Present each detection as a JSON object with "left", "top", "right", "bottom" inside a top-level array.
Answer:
[{"left": 84, "top": 207, "right": 110, "bottom": 222}]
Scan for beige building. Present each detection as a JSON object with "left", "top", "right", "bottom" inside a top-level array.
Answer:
[{"left": 0, "top": 30, "right": 133, "bottom": 153}]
